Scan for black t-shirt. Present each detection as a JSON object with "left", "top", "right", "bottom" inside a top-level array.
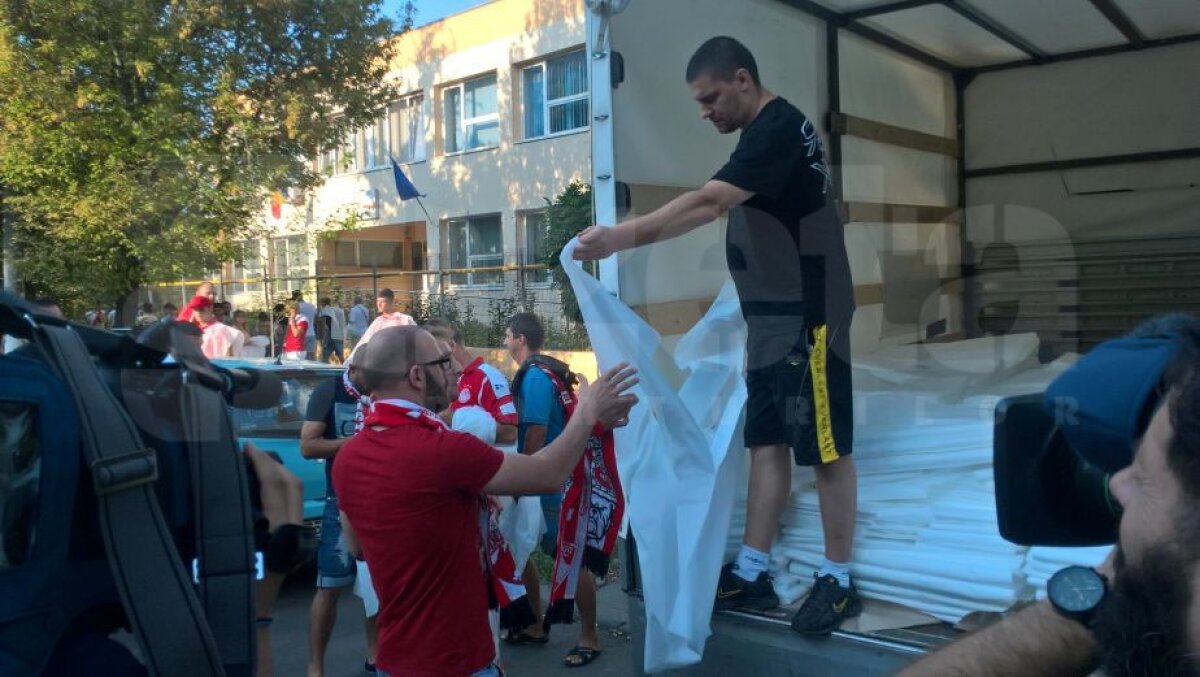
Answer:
[
  {"left": 305, "top": 375, "right": 360, "bottom": 498},
  {"left": 713, "top": 98, "right": 854, "bottom": 341}
]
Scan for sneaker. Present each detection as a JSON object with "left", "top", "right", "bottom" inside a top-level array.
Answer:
[
  {"left": 790, "top": 573, "right": 862, "bottom": 635},
  {"left": 715, "top": 562, "right": 780, "bottom": 612}
]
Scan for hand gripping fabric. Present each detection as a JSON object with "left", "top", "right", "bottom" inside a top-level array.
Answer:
[
  {"left": 35, "top": 320, "right": 230, "bottom": 676},
  {"left": 560, "top": 240, "right": 749, "bottom": 672}
]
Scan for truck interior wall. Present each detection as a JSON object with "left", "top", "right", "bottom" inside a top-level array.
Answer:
[
  {"left": 964, "top": 42, "right": 1200, "bottom": 245},
  {"left": 836, "top": 34, "right": 959, "bottom": 351}
]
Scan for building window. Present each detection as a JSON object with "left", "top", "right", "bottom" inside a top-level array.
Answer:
[
  {"left": 363, "top": 114, "right": 389, "bottom": 169},
  {"left": 231, "top": 239, "right": 264, "bottom": 295},
  {"left": 358, "top": 240, "right": 403, "bottom": 269},
  {"left": 341, "top": 129, "right": 358, "bottom": 174},
  {"left": 271, "top": 235, "right": 309, "bottom": 294},
  {"left": 411, "top": 241, "right": 425, "bottom": 271},
  {"left": 446, "top": 215, "right": 502, "bottom": 286},
  {"left": 522, "top": 211, "right": 552, "bottom": 285},
  {"left": 334, "top": 241, "right": 357, "bottom": 266},
  {"left": 443, "top": 74, "right": 499, "bottom": 154},
  {"left": 319, "top": 145, "right": 339, "bottom": 175},
  {"left": 523, "top": 50, "right": 589, "bottom": 140},
  {"left": 390, "top": 95, "right": 426, "bottom": 163}
]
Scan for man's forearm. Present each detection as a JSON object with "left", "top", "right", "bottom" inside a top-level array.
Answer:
[
  {"left": 618, "top": 190, "right": 722, "bottom": 250},
  {"left": 898, "top": 601, "right": 1097, "bottom": 677},
  {"left": 300, "top": 437, "right": 345, "bottom": 460},
  {"left": 496, "top": 423, "right": 518, "bottom": 445}
]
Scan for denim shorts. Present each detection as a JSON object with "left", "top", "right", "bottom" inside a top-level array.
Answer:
[{"left": 316, "top": 496, "right": 355, "bottom": 588}]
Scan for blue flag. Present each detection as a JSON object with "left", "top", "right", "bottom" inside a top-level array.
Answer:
[{"left": 391, "top": 157, "right": 424, "bottom": 201}]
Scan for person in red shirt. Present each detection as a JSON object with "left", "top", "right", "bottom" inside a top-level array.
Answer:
[
  {"left": 332, "top": 326, "right": 637, "bottom": 677},
  {"left": 425, "top": 317, "right": 518, "bottom": 445},
  {"left": 283, "top": 300, "right": 309, "bottom": 360},
  {"left": 176, "top": 281, "right": 216, "bottom": 325}
]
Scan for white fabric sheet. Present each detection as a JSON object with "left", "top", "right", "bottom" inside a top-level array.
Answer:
[{"left": 561, "top": 240, "right": 747, "bottom": 673}]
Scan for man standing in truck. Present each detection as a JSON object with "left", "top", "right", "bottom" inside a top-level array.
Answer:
[{"left": 574, "top": 35, "right": 859, "bottom": 635}]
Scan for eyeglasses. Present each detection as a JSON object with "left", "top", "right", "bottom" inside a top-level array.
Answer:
[{"left": 417, "top": 354, "right": 454, "bottom": 373}]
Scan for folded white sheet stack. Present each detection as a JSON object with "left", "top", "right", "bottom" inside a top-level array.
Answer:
[{"left": 762, "top": 335, "right": 1084, "bottom": 623}]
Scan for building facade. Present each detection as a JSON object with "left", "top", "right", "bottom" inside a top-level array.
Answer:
[{"left": 222, "top": 0, "right": 589, "bottom": 320}]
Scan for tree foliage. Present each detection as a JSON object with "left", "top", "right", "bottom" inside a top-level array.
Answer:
[
  {"left": 541, "top": 181, "right": 595, "bottom": 324},
  {"left": 0, "top": 0, "right": 413, "bottom": 316}
]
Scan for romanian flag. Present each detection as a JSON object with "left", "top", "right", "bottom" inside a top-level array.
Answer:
[{"left": 270, "top": 191, "right": 284, "bottom": 219}]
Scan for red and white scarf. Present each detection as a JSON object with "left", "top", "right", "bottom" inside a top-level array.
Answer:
[
  {"left": 342, "top": 371, "right": 368, "bottom": 433},
  {"left": 520, "top": 361, "right": 625, "bottom": 627},
  {"left": 364, "top": 399, "right": 535, "bottom": 632}
]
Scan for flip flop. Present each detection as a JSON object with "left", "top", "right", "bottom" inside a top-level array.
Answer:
[
  {"left": 503, "top": 630, "right": 550, "bottom": 646},
  {"left": 564, "top": 645, "right": 602, "bottom": 668}
]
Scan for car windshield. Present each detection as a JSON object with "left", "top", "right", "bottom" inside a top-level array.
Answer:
[{"left": 228, "top": 372, "right": 333, "bottom": 438}]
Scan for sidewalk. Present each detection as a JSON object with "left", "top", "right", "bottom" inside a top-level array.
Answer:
[{"left": 270, "top": 571, "right": 633, "bottom": 676}]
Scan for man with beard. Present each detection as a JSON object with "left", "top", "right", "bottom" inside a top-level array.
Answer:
[
  {"left": 900, "top": 320, "right": 1200, "bottom": 677},
  {"left": 332, "top": 326, "right": 637, "bottom": 677}
]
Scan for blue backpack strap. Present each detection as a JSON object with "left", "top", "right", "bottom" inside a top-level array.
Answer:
[{"left": 32, "top": 317, "right": 229, "bottom": 676}]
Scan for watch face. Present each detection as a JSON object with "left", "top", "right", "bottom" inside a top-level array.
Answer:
[{"left": 1048, "top": 565, "right": 1106, "bottom": 613}]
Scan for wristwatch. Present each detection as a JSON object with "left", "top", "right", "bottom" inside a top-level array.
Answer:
[{"left": 1047, "top": 565, "right": 1107, "bottom": 626}]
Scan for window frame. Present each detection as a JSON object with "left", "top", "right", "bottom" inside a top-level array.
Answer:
[
  {"left": 520, "top": 210, "right": 553, "bottom": 287},
  {"left": 441, "top": 73, "right": 500, "bottom": 155},
  {"left": 390, "top": 93, "right": 426, "bottom": 164},
  {"left": 522, "top": 49, "right": 590, "bottom": 141},
  {"left": 445, "top": 214, "right": 504, "bottom": 288},
  {"left": 363, "top": 114, "right": 389, "bottom": 170}
]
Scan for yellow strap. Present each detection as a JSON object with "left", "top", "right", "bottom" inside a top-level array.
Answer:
[{"left": 808, "top": 325, "right": 840, "bottom": 464}]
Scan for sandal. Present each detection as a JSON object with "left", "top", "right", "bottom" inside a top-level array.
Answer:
[
  {"left": 503, "top": 630, "right": 549, "bottom": 646},
  {"left": 564, "top": 645, "right": 602, "bottom": 668}
]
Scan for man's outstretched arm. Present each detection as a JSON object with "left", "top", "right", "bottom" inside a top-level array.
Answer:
[
  {"left": 897, "top": 600, "right": 1097, "bottom": 677},
  {"left": 573, "top": 180, "right": 750, "bottom": 260}
]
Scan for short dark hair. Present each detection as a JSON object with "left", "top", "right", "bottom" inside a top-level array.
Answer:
[
  {"left": 686, "top": 36, "right": 760, "bottom": 87},
  {"left": 162, "top": 302, "right": 177, "bottom": 313},
  {"left": 377, "top": 288, "right": 395, "bottom": 301},
  {"left": 320, "top": 297, "right": 331, "bottom": 306},
  {"left": 291, "top": 290, "right": 303, "bottom": 300},
  {"left": 506, "top": 312, "right": 545, "bottom": 352},
  {"left": 424, "top": 317, "right": 463, "bottom": 345}
]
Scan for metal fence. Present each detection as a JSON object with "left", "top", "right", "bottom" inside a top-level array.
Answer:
[{"left": 139, "top": 258, "right": 593, "bottom": 350}]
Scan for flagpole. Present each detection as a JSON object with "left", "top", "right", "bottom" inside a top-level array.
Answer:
[{"left": 413, "top": 196, "right": 447, "bottom": 315}]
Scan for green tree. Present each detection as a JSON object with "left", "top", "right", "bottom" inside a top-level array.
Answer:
[
  {"left": 0, "top": 0, "right": 414, "bottom": 320},
  {"left": 542, "top": 181, "right": 596, "bottom": 324}
]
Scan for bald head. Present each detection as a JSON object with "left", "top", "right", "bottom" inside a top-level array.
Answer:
[{"left": 358, "top": 325, "right": 438, "bottom": 393}]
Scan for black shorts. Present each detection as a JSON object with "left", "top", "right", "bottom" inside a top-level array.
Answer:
[{"left": 744, "top": 319, "right": 853, "bottom": 466}]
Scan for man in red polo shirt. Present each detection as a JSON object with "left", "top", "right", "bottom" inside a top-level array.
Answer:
[
  {"left": 424, "top": 317, "right": 518, "bottom": 445},
  {"left": 332, "top": 326, "right": 637, "bottom": 677}
]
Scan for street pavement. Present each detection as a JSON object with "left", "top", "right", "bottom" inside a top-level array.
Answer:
[{"left": 269, "top": 568, "right": 634, "bottom": 676}]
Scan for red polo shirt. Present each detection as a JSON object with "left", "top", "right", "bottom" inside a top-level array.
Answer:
[
  {"left": 450, "top": 357, "right": 518, "bottom": 425},
  {"left": 332, "top": 419, "right": 505, "bottom": 676}
]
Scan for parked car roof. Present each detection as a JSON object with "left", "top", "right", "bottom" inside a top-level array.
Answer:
[{"left": 212, "top": 357, "right": 343, "bottom": 373}]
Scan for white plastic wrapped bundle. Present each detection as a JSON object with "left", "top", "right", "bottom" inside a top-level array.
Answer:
[
  {"left": 1026, "top": 546, "right": 1112, "bottom": 599},
  {"left": 768, "top": 338, "right": 1075, "bottom": 623}
]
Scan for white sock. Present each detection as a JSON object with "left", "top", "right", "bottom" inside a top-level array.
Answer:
[
  {"left": 818, "top": 558, "right": 851, "bottom": 588},
  {"left": 733, "top": 545, "right": 770, "bottom": 582}
]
